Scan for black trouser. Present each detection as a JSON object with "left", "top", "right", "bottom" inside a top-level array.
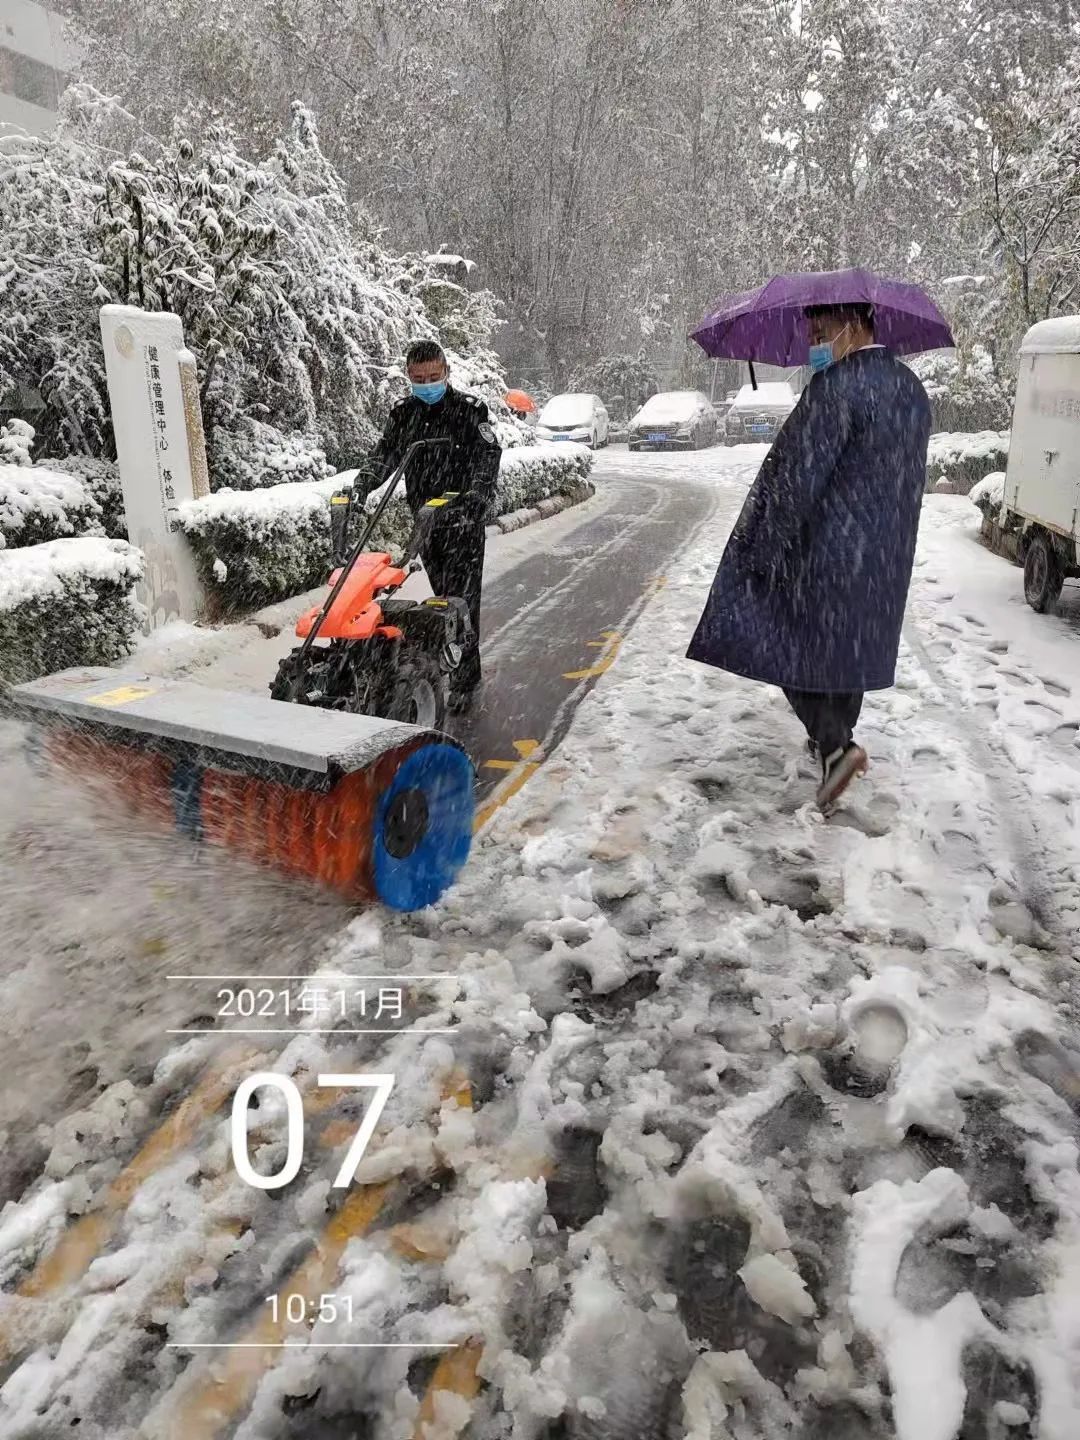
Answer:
[
  {"left": 420, "top": 521, "right": 485, "bottom": 693},
  {"left": 783, "top": 688, "right": 863, "bottom": 757}
]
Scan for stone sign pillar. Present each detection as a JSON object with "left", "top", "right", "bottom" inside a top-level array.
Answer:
[{"left": 100, "top": 305, "right": 209, "bottom": 631}]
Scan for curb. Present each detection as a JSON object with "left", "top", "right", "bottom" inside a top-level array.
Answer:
[{"left": 487, "top": 479, "right": 597, "bottom": 538}]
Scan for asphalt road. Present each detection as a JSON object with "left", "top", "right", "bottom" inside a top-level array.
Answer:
[{"left": 455, "top": 459, "right": 717, "bottom": 818}]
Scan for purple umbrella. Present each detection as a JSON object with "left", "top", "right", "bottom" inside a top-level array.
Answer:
[{"left": 691, "top": 267, "right": 955, "bottom": 366}]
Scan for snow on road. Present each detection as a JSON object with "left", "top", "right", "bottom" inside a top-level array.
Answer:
[{"left": 2, "top": 448, "right": 1079, "bottom": 1440}]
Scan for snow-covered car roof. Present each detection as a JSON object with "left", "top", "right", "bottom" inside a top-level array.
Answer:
[
  {"left": 729, "top": 382, "right": 796, "bottom": 409},
  {"left": 635, "top": 390, "right": 709, "bottom": 417}
]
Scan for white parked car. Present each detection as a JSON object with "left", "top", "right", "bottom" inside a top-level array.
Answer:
[
  {"left": 536, "top": 393, "right": 610, "bottom": 449},
  {"left": 627, "top": 390, "right": 719, "bottom": 451},
  {"left": 723, "top": 381, "right": 797, "bottom": 444}
]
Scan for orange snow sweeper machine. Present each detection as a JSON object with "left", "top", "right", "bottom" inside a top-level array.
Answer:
[{"left": 5, "top": 442, "right": 475, "bottom": 912}]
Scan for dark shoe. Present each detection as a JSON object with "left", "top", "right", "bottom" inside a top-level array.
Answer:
[{"left": 817, "top": 743, "right": 869, "bottom": 811}]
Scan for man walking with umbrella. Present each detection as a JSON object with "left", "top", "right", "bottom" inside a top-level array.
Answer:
[{"left": 686, "top": 272, "right": 943, "bottom": 809}]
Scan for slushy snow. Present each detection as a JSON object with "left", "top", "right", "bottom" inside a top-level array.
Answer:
[{"left": 1, "top": 449, "right": 1079, "bottom": 1440}]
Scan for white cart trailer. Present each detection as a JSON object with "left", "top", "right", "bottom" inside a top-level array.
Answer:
[{"left": 994, "top": 317, "right": 1080, "bottom": 612}]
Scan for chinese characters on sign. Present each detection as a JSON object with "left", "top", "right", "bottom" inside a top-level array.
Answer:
[
  {"left": 144, "top": 343, "right": 182, "bottom": 533},
  {"left": 1031, "top": 388, "right": 1080, "bottom": 423}
]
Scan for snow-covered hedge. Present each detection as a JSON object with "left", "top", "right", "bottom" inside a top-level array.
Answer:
[
  {"left": 926, "top": 431, "right": 1010, "bottom": 495},
  {"left": 969, "top": 470, "right": 1007, "bottom": 519},
  {"left": 47, "top": 456, "right": 126, "bottom": 539},
  {"left": 0, "top": 538, "right": 144, "bottom": 683},
  {"left": 0, "top": 464, "right": 103, "bottom": 549},
  {"left": 179, "top": 444, "right": 595, "bottom": 614}
]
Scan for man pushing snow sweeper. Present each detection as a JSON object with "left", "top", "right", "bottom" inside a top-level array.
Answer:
[
  {"left": 353, "top": 339, "right": 501, "bottom": 713},
  {"left": 687, "top": 271, "right": 947, "bottom": 810}
]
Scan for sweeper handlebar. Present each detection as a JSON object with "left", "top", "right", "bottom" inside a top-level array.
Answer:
[{"left": 299, "top": 438, "right": 451, "bottom": 665}]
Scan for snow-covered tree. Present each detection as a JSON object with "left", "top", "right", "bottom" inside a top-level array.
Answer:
[
  {"left": 0, "top": 86, "right": 126, "bottom": 458},
  {"left": 55, "top": 0, "right": 1080, "bottom": 388},
  {"left": 0, "top": 92, "right": 514, "bottom": 484}
]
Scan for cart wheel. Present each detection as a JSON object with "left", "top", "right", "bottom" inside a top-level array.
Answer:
[
  {"left": 386, "top": 652, "right": 446, "bottom": 730},
  {"left": 1023, "top": 533, "right": 1064, "bottom": 613}
]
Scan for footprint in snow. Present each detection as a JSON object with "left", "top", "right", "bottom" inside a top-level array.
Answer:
[
  {"left": 821, "top": 1003, "right": 908, "bottom": 1098},
  {"left": 1014, "top": 1029, "right": 1080, "bottom": 1112},
  {"left": 828, "top": 793, "right": 898, "bottom": 838},
  {"left": 959, "top": 1346, "right": 1038, "bottom": 1439},
  {"left": 905, "top": 1095, "right": 1057, "bottom": 1240},
  {"left": 963, "top": 614, "right": 988, "bottom": 630},
  {"left": 666, "top": 1217, "right": 816, "bottom": 1385},
  {"left": 999, "top": 668, "right": 1035, "bottom": 687},
  {"left": 1040, "top": 675, "right": 1071, "bottom": 697},
  {"left": 937, "top": 829, "right": 992, "bottom": 874},
  {"left": 746, "top": 860, "right": 833, "bottom": 921},
  {"left": 1023, "top": 697, "right": 1062, "bottom": 720},
  {"left": 1050, "top": 724, "right": 1080, "bottom": 761},
  {"left": 986, "top": 639, "right": 1009, "bottom": 654}
]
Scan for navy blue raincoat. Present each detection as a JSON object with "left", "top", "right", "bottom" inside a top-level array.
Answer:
[{"left": 686, "top": 348, "right": 931, "bottom": 692}]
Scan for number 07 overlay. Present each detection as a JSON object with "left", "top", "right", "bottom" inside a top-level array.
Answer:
[{"left": 231, "top": 1073, "right": 395, "bottom": 1191}]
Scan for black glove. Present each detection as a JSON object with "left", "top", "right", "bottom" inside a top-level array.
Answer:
[
  {"left": 354, "top": 459, "right": 386, "bottom": 498},
  {"left": 403, "top": 502, "right": 439, "bottom": 561},
  {"left": 457, "top": 490, "right": 490, "bottom": 525}
]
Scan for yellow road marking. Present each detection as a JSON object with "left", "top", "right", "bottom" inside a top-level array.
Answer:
[
  {"left": 474, "top": 762, "right": 540, "bottom": 831},
  {"left": 475, "top": 742, "right": 543, "bottom": 827},
  {"left": 563, "top": 630, "right": 621, "bottom": 681},
  {"left": 483, "top": 738, "right": 542, "bottom": 774},
  {"left": 411, "top": 1342, "right": 484, "bottom": 1438},
  {"left": 156, "top": 1072, "right": 473, "bottom": 1440},
  {"left": 158, "top": 1184, "right": 392, "bottom": 1440},
  {"left": 14, "top": 1047, "right": 260, "bottom": 1306}
]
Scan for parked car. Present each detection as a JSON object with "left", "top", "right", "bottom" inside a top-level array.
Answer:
[
  {"left": 723, "top": 381, "right": 797, "bottom": 444},
  {"left": 980, "top": 315, "right": 1080, "bottom": 613},
  {"left": 627, "top": 391, "right": 719, "bottom": 451},
  {"left": 714, "top": 389, "right": 740, "bottom": 423},
  {"left": 536, "top": 393, "right": 610, "bottom": 449}
]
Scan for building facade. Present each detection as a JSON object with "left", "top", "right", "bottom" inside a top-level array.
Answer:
[{"left": 0, "top": 0, "right": 80, "bottom": 135}]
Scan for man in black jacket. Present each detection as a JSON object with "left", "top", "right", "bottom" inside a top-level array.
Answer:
[{"left": 364, "top": 339, "right": 501, "bottom": 708}]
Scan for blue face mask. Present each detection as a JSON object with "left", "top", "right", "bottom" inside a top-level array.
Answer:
[
  {"left": 807, "top": 323, "right": 851, "bottom": 375},
  {"left": 411, "top": 380, "right": 447, "bottom": 405}
]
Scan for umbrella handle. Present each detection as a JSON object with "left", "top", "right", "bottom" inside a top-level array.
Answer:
[{"left": 748, "top": 358, "right": 758, "bottom": 391}]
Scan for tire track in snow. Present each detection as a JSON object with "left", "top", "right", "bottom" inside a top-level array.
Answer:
[{"left": 901, "top": 619, "right": 1063, "bottom": 949}]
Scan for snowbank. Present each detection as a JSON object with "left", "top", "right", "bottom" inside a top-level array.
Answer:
[
  {"left": 0, "top": 537, "right": 144, "bottom": 682},
  {"left": 178, "top": 445, "right": 595, "bottom": 614},
  {"left": 926, "top": 431, "right": 1010, "bottom": 495},
  {"left": 969, "top": 470, "right": 1006, "bottom": 518},
  {"left": 0, "top": 464, "right": 103, "bottom": 550}
]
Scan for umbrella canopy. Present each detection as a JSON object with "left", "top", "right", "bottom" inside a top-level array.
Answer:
[
  {"left": 505, "top": 388, "right": 537, "bottom": 413},
  {"left": 691, "top": 268, "right": 954, "bottom": 365}
]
